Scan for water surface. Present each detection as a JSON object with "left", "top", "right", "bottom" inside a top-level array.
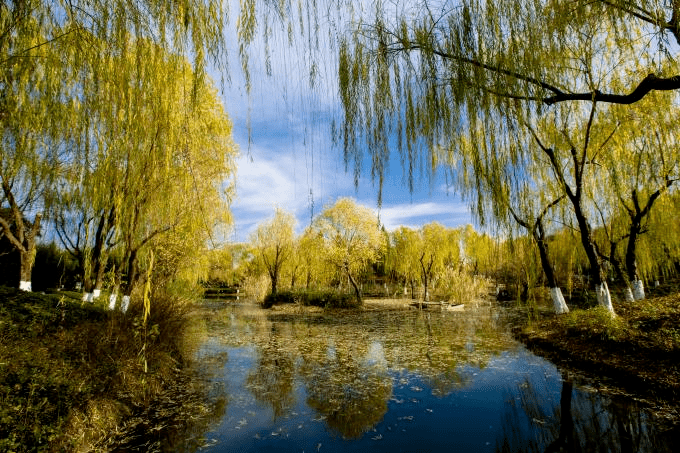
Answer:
[{"left": 183, "top": 300, "right": 675, "bottom": 452}]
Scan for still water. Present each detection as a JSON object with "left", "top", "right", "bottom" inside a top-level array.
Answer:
[{"left": 182, "top": 300, "right": 675, "bottom": 452}]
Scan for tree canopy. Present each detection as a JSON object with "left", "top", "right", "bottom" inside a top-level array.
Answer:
[{"left": 313, "top": 197, "right": 385, "bottom": 304}]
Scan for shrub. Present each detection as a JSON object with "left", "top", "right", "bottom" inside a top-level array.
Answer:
[
  {"left": 560, "top": 306, "right": 632, "bottom": 341},
  {"left": 262, "top": 289, "right": 360, "bottom": 309},
  {"left": 262, "top": 291, "right": 297, "bottom": 309},
  {"left": 0, "top": 286, "right": 204, "bottom": 451},
  {"left": 301, "top": 290, "right": 357, "bottom": 309},
  {"left": 438, "top": 267, "right": 491, "bottom": 305}
]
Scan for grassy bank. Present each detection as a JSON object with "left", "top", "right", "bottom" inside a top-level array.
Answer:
[
  {"left": 515, "top": 291, "right": 680, "bottom": 420},
  {"left": 0, "top": 286, "right": 212, "bottom": 452}
]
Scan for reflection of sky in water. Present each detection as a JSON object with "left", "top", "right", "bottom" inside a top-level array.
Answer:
[
  {"left": 192, "top": 306, "right": 674, "bottom": 453},
  {"left": 364, "top": 341, "right": 387, "bottom": 369}
]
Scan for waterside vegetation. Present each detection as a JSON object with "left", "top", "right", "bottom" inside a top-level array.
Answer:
[
  {"left": 517, "top": 288, "right": 680, "bottom": 414},
  {"left": 0, "top": 286, "right": 217, "bottom": 452}
]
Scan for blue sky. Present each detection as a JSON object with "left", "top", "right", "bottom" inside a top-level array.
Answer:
[{"left": 216, "top": 4, "right": 473, "bottom": 242}]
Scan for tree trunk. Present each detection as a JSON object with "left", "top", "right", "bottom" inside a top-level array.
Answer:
[
  {"left": 270, "top": 269, "right": 279, "bottom": 295},
  {"left": 624, "top": 222, "right": 647, "bottom": 301},
  {"left": 109, "top": 265, "right": 122, "bottom": 310},
  {"left": 93, "top": 257, "right": 107, "bottom": 299},
  {"left": 572, "top": 203, "right": 615, "bottom": 314},
  {"left": 535, "top": 232, "right": 568, "bottom": 314},
  {"left": 290, "top": 264, "right": 298, "bottom": 289},
  {"left": 0, "top": 205, "right": 41, "bottom": 291},
  {"left": 346, "top": 267, "right": 362, "bottom": 305},
  {"left": 19, "top": 249, "right": 33, "bottom": 291},
  {"left": 623, "top": 286, "right": 635, "bottom": 303},
  {"left": 419, "top": 253, "right": 433, "bottom": 303},
  {"left": 596, "top": 281, "right": 614, "bottom": 312},
  {"left": 119, "top": 249, "right": 140, "bottom": 313},
  {"left": 632, "top": 279, "right": 645, "bottom": 300},
  {"left": 541, "top": 135, "right": 613, "bottom": 314}
]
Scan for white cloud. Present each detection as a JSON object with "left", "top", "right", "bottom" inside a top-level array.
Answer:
[
  {"left": 229, "top": 139, "right": 356, "bottom": 241},
  {"left": 378, "top": 201, "right": 472, "bottom": 231}
]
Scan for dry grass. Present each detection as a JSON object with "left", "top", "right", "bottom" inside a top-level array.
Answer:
[{"left": 361, "top": 298, "right": 412, "bottom": 310}]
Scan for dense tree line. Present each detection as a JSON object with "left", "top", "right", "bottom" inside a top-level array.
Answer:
[{"left": 228, "top": 192, "right": 680, "bottom": 309}]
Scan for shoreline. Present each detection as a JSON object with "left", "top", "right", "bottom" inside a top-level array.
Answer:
[
  {"left": 267, "top": 293, "right": 680, "bottom": 426},
  {"left": 512, "top": 293, "right": 680, "bottom": 427}
]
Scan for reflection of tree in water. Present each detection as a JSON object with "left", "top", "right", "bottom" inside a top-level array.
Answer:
[
  {"left": 393, "top": 307, "right": 513, "bottom": 395},
  {"left": 245, "top": 323, "right": 296, "bottom": 418},
  {"left": 204, "top": 303, "right": 516, "bottom": 435},
  {"left": 299, "top": 342, "right": 393, "bottom": 439},
  {"left": 497, "top": 373, "right": 674, "bottom": 453}
]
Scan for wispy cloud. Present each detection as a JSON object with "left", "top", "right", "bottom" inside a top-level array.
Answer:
[
  {"left": 378, "top": 202, "right": 471, "bottom": 231},
  {"left": 230, "top": 140, "right": 356, "bottom": 241}
]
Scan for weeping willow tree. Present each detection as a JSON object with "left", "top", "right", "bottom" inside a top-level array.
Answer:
[
  {"left": 1, "top": 0, "right": 228, "bottom": 74},
  {"left": 251, "top": 208, "right": 296, "bottom": 295},
  {"left": 107, "top": 47, "right": 236, "bottom": 311},
  {"left": 0, "top": 0, "right": 231, "bottom": 292},
  {"left": 595, "top": 92, "right": 680, "bottom": 301},
  {"left": 329, "top": 0, "right": 680, "bottom": 315},
  {"left": 45, "top": 36, "right": 236, "bottom": 309},
  {"left": 462, "top": 140, "right": 569, "bottom": 312},
  {"left": 0, "top": 14, "right": 71, "bottom": 291},
  {"left": 313, "top": 197, "right": 385, "bottom": 305},
  {"left": 387, "top": 226, "right": 423, "bottom": 298}
]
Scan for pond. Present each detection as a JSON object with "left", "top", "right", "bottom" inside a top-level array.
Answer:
[{"left": 177, "top": 299, "right": 676, "bottom": 452}]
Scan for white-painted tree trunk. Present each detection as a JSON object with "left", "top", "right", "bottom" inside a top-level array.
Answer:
[
  {"left": 93, "top": 289, "right": 101, "bottom": 299},
  {"left": 550, "top": 287, "right": 569, "bottom": 314},
  {"left": 623, "top": 287, "right": 635, "bottom": 303},
  {"left": 19, "top": 281, "right": 32, "bottom": 292},
  {"left": 596, "top": 282, "right": 615, "bottom": 314},
  {"left": 632, "top": 279, "right": 645, "bottom": 300},
  {"left": 82, "top": 292, "right": 94, "bottom": 303},
  {"left": 108, "top": 293, "right": 117, "bottom": 310},
  {"left": 121, "top": 295, "right": 130, "bottom": 313}
]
